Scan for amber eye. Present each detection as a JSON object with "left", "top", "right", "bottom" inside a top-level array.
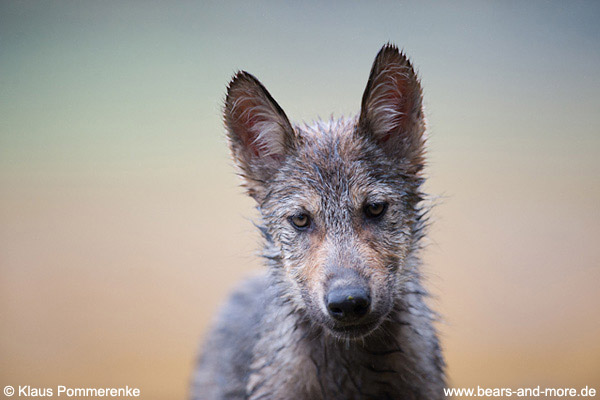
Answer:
[
  {"left": 289, "top": 213, "right": 311, "bottom": 230},
  {"left": 364, "top": 202, "right": 388, "bottom": 219}
]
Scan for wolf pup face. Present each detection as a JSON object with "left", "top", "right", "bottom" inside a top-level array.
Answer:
[{"left": 224, "top": 44, "right": 426, "bottom": 339}]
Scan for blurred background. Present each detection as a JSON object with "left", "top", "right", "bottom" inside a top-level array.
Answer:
[{"left": 1, "top": 1, "right": 599, "bottom": 398}]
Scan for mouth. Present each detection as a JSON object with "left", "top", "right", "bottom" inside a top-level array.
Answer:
[{"left": 326, "top": 319, "right": 381, "bottom": 339}]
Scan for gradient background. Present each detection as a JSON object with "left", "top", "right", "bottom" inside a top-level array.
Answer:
[{"left": 1, "top": 1, "right": 599, "bottom": 398}]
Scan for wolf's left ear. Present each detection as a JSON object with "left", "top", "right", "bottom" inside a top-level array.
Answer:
[
  {"left": 358, "top": 44, "right": 425, "bottom": 172},
  {"left": 224, "top": 71, "right": 296, "bottom": 200}
]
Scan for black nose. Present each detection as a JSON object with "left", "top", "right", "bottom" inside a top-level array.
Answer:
[{"left": 326, "top": 287, "right": 371, "bottom": 322}]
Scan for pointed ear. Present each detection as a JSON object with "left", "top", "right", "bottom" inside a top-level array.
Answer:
[
  {"left": 358, "top": 44, "right": 426, "bottom": 172},
  {"left": 224, "top": 71, "right": 296, "bottom": 200}
]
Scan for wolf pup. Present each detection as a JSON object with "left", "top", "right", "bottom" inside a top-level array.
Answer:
[{"left": 191, "top": 44, "right": 445, "bottom": 400}]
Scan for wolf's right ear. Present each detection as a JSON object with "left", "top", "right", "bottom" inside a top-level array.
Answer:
[{"left": 224, "top": 71, "right": 296, "bottom": 200}]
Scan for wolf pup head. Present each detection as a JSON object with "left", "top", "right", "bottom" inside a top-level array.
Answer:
[{"left": 224, "top": 44, "right": 426, "bottom": 339}]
